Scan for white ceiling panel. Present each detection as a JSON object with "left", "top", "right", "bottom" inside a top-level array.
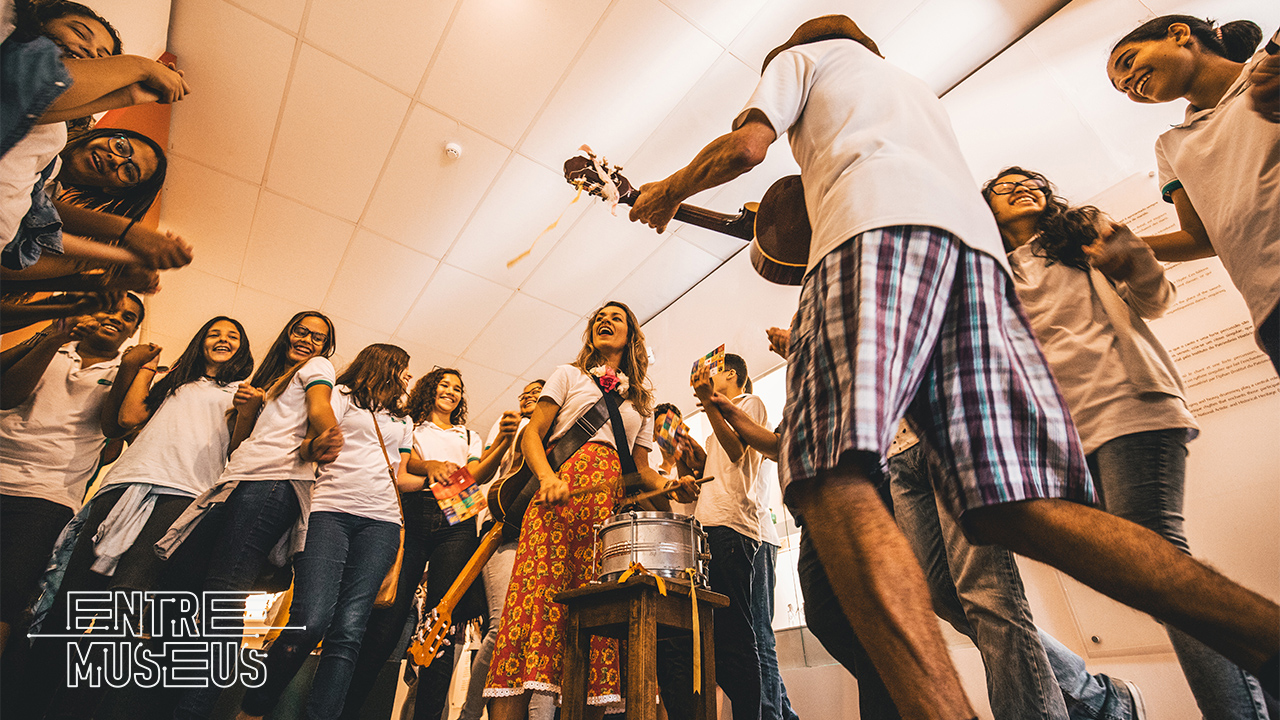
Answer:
[
  {"left": 159, "top": 156, "right": 259, "bottom": 283},
  {"left": 239, "top": 192, "right": 355, "bottom": 308},
  {"left": 663, "top": 0, "right": 771, "bottom": 47},
  {"left": 327, "top": 318, "right": 393, "bottom": 373},
  {"left": 167, "top": 0, "right": 296, "bottom": 183},
  {"left": 145, "top": 268, "right": 240, "bottom": 343},
  {"left": 143, "top": 330, "right": 191, "bottom": 368},
  {"left": 229, "top": 285, "right": 310, "bottom": 356},
  {"left": 523, "top": 324, "right": 590, "bottom": 390},
  {"left": 226, "top": 0, "right": 306, "bottom": 33},
  {"left": 453, "top": 359, "right": 518, "bottom": 420},
  {"left": 519, "top": 0, "right": 724, "bottom": 170},
  {"left": 461, "top": 293, "right": 582, "bottom": 377},
  {"left": 399, "top": 338, "right": 458, "bottom": 392},
  {"left": 421, "top": 0, "right": 611, "bottom": 146},
  {"left": 727, "top": 0, "right": 923, "bottom": 70},
  {"left": 266, "top": 45, "right": 411, "bottom": 221},
  {"left": 321, "top": 229, "right": 439, "bottom": 334},
  {"left": 606, "top": 236, "right": 723, "bottom": 323},
  {"left": 519, "top": 203, "right": 666, "bottom": 312},
  {"left": 305, "top": 0, "right": 457, "bottom": 94},
  {"left": 445, "top": 153, "right": 589, "bottom": 289},
  {"left": 395, "top": 263, "right": 513, "bottom": 357},
  {"left": 362, "top": 104, "right": 512, "bottom": 257}
]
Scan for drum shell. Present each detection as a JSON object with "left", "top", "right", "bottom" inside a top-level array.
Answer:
[{"left": 593, "top": 511, "right": 709, "bottom": 587}]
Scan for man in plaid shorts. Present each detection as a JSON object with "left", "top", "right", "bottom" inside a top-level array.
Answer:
[{"left": 630, "top": 14, "right": 1280, "bottom": 718}]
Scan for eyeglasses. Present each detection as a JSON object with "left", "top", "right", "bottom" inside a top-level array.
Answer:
[
  {"left": 289, "top": 325, "right": 329, "bottom": 346},
  {"left": 105, "top": 135, "right": 144, "bottom": 187},
  {"left": 989, "top": 178, "right": 1048, "bottom": 196},
  {"left": 519, "top": 390, "right": 542, "bottom": 400}
]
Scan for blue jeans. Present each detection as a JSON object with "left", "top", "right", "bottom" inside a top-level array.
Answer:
[
  {"left": 241, "top": 511, "right": 400, "bottom": 720},
  {"left": 753, "top": 543, "right": 800, "bottom": 720},
  {"left": 660, "top": 525, "right": 763, "bottom": 720},
  {"left": 1088, "top": 429, "right": 1270, "bottom": 719},
  {"left": 174, "top": 479, "right": 303, "bottom": 719}
]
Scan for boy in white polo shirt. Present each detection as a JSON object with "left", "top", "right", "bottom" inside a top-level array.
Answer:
[
  {"left": 660, "top": 352, "right": 767, "bottom": 720},
  {"left": 0, "top": 293, "right": 144, "bottom": 654}
]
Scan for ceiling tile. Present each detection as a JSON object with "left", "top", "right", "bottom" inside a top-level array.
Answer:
[
  {"left": 362, "top": 104, "right": 511, "bottom": 257},
  {"left": 519, "top": 0, "right": 723, "bottom": 170},
  {"left": 240, "top": 192, "right": 356, "bottom": 308},
  {"left": 142, "top": 330, "right": 191, "bottom": 369},
  {"left": 445, "top": 153, "right": 589, "bottom": 289},
  {"left": 727, "top": 0, "right": 922, "bottom": 70},
  {"left": 421, "top": 0, "right": 610, "bottom": 145},
  {"left": 662, "top": 0, "right": 770, "bottom": 47},
  {"left": 304, "top": 0, "right": 456, "bottom": 94},
  {"left": 321, "top": 229, "right": 439, "bottom": 334},
  {"left": 159, "top": 155, "right": 259, "bottom": 283},
  {"left": 167, "top": 0, "right": 296, "bottom": 183},
  {"left": 267, "top": 45, "right": 412, "bottom": 221},
  {"left": 519, "top": 203, "right": 666, "bottom": 312},
  {"left": 147, "top": 267, "right": 240, "bottom": 342},
  {"left": 461, "top": 293, "right": 582, "bottom": 377},
  {"left": 327, "top": 318, "right": 393, "bottom": 374},
  {"left": 229, "top": 285, "right": 310, "bottom": 357},
  {"left": 397, "top": 339, "right": 458, "bottom": 392},
  {"left": 395, "top": 263, "right": 513, "bottom": 357},
  {"left": 522, "top": 324, "right": 588, "bottom": 386},
  {"left": 226, "top": 0, "right": 305, "bottom": 33},
  {"left": 606, "top": 236, "right": 723, "bottom": 322},
  {"left": 453, "top": 359, "right": 518, "bottom": 421}
]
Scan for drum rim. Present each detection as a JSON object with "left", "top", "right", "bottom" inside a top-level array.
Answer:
[{"left": 600, "top": 510, "right": 697, "bottom": 525}]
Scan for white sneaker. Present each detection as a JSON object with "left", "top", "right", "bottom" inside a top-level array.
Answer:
[{"left": 1119, "top": 678, "right": 1147, "bottom": 720}]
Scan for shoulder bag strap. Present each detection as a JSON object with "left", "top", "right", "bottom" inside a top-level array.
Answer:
[{"left": 370, "top": 409, "right": 405, "bottom": 525}]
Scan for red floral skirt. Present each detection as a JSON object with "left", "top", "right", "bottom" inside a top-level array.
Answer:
[{"left": 484, "top": 442, "right": 623, "bottom": 705}]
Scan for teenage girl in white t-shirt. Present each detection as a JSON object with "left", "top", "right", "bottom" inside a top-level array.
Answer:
[
  {"left": 238, "top": 344, "right": 415, "bottom": 720},
  {"left": 341, "top": 366, "right": 509, "bottom": 720},
  {"left": 35, "top": 315, "right": 253, "bottom": 718},
  {"left": 170, "top": 310, "right": 338, "bottom": 719},
  {"left": 1106, "top": 16, "right": 1278, "bottom": 371}
]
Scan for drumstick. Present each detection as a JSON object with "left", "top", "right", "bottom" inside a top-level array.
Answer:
[{"left": 540, "top": 476, "right": 715, "bottom": 503}]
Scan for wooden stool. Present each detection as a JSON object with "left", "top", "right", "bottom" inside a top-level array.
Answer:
[{"left": 555, "top": 574, "right": 729, "bottom": 720}]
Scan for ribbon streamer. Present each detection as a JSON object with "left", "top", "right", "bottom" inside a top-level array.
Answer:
[
  {"left": 685, "top": 567, "right": 700, "bottom": 695},
  {"left": 617, "top": 561, "right": 667, "bottom": 596},
  {"left": 506, "top": 186, "right": 582, "bottom": 268}
]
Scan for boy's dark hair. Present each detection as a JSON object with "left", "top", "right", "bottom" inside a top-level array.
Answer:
[
  {"left": 1113, "top": 15, "right": 1261, "bottom": 63},
  {"left": 124, "top": 292, "right": 144, "bottom": 324},
  {"left": 653, "top": 402, "right": 681, "bottom": 420},
  {"left": 145, "top": 316, "right": 252, "bottom": 411},
  {"left": 723, "top": 353, "right": 752, "bottom": 394}
]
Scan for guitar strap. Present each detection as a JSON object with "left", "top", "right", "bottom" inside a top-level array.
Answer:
[
  {"left": 545, "top": 392, "right": 611, "bottom": 469},
  {"left": 593, "top": 379, "right": 638, "bottom": 481}
]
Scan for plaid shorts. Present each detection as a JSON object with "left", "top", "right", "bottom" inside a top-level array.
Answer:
[{"left": 780, "top": 226, "right": 1095, "bottom": 517}]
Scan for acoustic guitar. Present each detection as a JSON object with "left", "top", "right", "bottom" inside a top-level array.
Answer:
[{"left": 564, "top": 153, "right": 812, "bottom": 286}]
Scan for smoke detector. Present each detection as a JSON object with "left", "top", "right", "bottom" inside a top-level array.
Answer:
[{"left": 444, "top": 142, "right": 462, "bottom": 159}]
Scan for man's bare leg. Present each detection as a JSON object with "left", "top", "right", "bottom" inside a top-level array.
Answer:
[
  {"left": 790, "top": 462, "right": 974, "bottom": 720},
  {"left": 967, "top": 499, "right": 1279, "bottom": 671}
]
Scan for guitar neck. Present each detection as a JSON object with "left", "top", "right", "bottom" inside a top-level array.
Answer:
[
  {"left": 618, "top": 191, "right": 755, "bottom": 241},
  {"left": 437, "top": 522, "right": 505, "bottom": 613}
]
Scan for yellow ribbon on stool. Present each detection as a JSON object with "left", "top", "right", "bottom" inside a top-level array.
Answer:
[
  {"left": 685, "top": 568, "right": 700, "bottom": 695},
  {"left": 617, "top": 561, "right": 666, "bottom": 596}
]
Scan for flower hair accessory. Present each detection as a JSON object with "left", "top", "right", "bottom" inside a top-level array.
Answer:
[{"left": 589, "top": 365, "right": 629, "bottom": 395}]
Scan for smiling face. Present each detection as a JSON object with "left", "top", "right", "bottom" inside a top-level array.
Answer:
[
  {"left": 61, "top": 135, "right": 160, "bottom": 191},
  {"left": 986, "top": 173, "right": 1048, "bottom": 234},
  {"left": 44, "top": 14, "right": 114, "bottom": 58},
  {"left": 518, "top": 381, "right": 544, "bottom": 417},
  {"left": 591, "top": 305, "right": 629, "bottom": 355},
  {"left": 286, "top": 316, "right": 331, "bottom": 363},
  {"left": 202, "top": 320, "right": 241, "bottom": 373},
  {"left": 88, "top": 296, "right": 143, "bottom": 352},
  {"left": 434, "top": 374, "right": 463, "bottom": 417},
  {"left": 1107, "top": 25, "right": 1197, "bottom": 104}
]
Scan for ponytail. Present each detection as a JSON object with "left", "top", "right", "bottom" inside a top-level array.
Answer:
[{"left": 1114, "top": 15, "right": 1262, "bottom": 62}]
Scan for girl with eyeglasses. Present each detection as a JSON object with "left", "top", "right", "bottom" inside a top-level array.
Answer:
[
  {"left": 238, "top": 344, "right": 415, "bottom": 720},
  {"left": 1106, "top": 16, "right": 1278, "bottom": 373},
  {"left": 29, "top": 316, "right": 253, "bottom": 718},
  {"left": 162, "top": 311, "right": 340, "bottom": 720},
  {"left": 983, "top": 167, "right": 1270, "bottom": 718},
  {"left": 340, "top": 367, "right": 511, "bottom": 720}
]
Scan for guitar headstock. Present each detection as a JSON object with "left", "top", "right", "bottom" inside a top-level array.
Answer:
[{"left": 564, "top": 151, "right": 634, "bottom": 203}]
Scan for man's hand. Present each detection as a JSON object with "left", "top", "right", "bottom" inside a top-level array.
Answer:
[
  {"left": 766, "top": 326, "right": 791, "bottom": 359},
  {"left": 1248, "top": 53, "right": 1280, "bottom": 123},
  {"left": 669, "top": 474, "right": 701, "bottom": 504},
  {"left": 121, "top": 342, "right": 162, "bottom": 371},
  {"left": 629, "top": 181, "right": 682, "bottom": 234},
  {"left": 310, "top": 426, "right": 344, "bottom": 464},
  {"left": 691, "top": 363, "right": 714, "bottom": 405},
  {"left": 534, "top": 473, "right": 570, "bottom": 505},
  {"left": 496, "top": 410, "right": 521, "bottom": 438},
  {"left": 233, "top": 385, "right": 265, "bottom": 415}
]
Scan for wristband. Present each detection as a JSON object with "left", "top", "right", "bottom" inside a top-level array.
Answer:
[
  {"left": 119, "top": 216, "right": 141, "bottom": 243},
  {"left": 136, "top": 367, "right": 157, "bottom": 374}
]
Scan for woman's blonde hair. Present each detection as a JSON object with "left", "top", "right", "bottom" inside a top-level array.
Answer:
[{"left": 571, "top": 300, "right": 652, "bottom": 416}]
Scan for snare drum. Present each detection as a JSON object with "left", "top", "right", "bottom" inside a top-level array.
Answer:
[{"left": 593, "top": 511, "right": 710, "bottom": 587}]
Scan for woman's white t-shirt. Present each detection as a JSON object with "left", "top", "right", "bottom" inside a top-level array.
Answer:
[
  {"left": 412, "top": 421, "right": 482, "bottom": 469},
  {"left": 309, "top": 386, "right": 413, "bottom": 524},
  {"left": 219, "top": 356, "right": 335, "bottom": 484},
  {"left": 543, "top": 364, "right": 653, "bottom": 455},
  {"left": 101, "top": 378, "right": 240, "bottom": 496}
]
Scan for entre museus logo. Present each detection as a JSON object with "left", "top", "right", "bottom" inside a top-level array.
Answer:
[{"left": 30, "top": 591, "right": 300, "bottom": 689}]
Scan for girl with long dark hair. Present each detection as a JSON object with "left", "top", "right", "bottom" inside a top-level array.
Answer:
[
  {"left": 984, "top": 167, "right": 1269, "bottom": 718},
  {"left": 237, "top": 344, "right": 415, "bottom": 720}
]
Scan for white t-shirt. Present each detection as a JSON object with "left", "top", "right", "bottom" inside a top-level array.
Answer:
[
  {"left": 413, "top": 421, "right": 482, "bottom": 468},
  {"left": 0, "top": 127, "right": 63, "bottom": 245},
  {"left": 754, "top": 462, "right": 781, "bottom": 547},
  {"left": 1155, "top": 48, "right": 1280, "bottom": 331},
  {"left": 693, "top": 394, "right": 767, "bottom": 541},
  {"left": 309, "top": 386, "right": 413, "bottom": 524},
  {"left": 101, "top": 378, "right": 240, "bottom": 496},
  {"left": 737, "top": 39, "right": 1007, "bottom": 276},
  {"left": 543, "top": 364, "right": 653, "bottom": 456},
  {"left": 0, "top": 342, "right": 120, "bottom": 509},
  {"left": 219, "top": 356, "right": 335, "bottom": 484}
]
